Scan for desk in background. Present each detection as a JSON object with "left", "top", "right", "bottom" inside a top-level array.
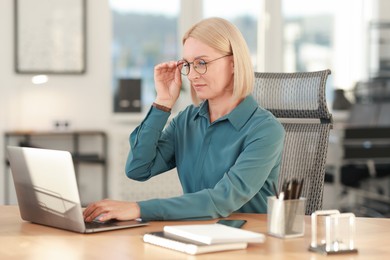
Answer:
[
  {"left": 326, "top": 107, "right": 390, "bottom": 216},
  {"left": 1, "top": 206, "right": 389, "bottom": 259},
  {"left": 3, "top": 130, "right": 107, "bottom": 205}
]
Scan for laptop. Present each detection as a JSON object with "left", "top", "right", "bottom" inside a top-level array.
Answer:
[{"left": 7, "top": 146, "right": 149, "bottom": 233}]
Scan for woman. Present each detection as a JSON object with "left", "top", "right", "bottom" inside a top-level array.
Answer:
[{"left": 84, "top": 17, "right": 285, "bottom": 222}]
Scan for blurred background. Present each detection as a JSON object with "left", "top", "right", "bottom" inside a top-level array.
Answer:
[{"left": 1, "top": 0, "right": 389, "bottom": 217}]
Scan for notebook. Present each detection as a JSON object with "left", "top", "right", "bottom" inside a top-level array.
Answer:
[
  {"left": 143, "top": 231, "right": 248, "bottom": 255},
  {"left": 6, "top": 146, "right": 149, "bottom": 233},
  {"left": 163, "top": 223, "right": 266, "bottom": 244}
]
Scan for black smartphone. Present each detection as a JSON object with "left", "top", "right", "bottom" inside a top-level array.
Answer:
[{"left": 216, "top": 219, "right": 247, "bottom": 228}]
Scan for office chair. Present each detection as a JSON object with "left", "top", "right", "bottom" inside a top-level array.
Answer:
[{"left": 253, "top": 70, "right": 333, "bottom": 215}]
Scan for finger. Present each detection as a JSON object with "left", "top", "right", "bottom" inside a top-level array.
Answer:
[
  {"left": 155, "top": 61, "right": 177, "bottom": 73},
  {"left": 155, "top": 62, "right": 170, "bottom": 71},
  {"left": 175, "top": 65, "right": 182, "bottom": 83},
  {"left": 93, "top": 212, "right": 111, "bottom": 222},
  {"left": 84, "top": 208, "right": 98, "bottom": 222},
  {"left": 83, "top": 204, "right": 95, "bottom": 218},
  {"left": 83, "top": 202, "right": 107, "bottom": 222}
]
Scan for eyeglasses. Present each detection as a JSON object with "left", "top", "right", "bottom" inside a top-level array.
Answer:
[{"left": 177, "top": 55, "right": 232, "bottom": 76}]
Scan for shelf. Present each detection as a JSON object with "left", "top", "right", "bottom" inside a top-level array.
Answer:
[
  {"left": 369, "top": 21, "right": 390, "bottom": 78},
  {"left": 3, "top": 130, "right": 108, "bottom": 205}
]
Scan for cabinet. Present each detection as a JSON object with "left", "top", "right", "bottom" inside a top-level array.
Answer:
[
  {"left": 325, "top": 107, "right": 390, "bottom": 216},
  {"left": 4, "top": 131, "right": 107, "bottom": 205},
  {"left": 369, "top": 21, "right": 390, "bottom": 78}
]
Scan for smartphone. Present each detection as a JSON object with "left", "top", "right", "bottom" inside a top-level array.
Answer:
[{"left": 216, "top": 219, "right": 247, "bottom": 228}]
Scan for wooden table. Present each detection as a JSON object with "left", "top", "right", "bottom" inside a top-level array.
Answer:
[{"left": 1, "top": 205, "right": 389, "bottom": 259}]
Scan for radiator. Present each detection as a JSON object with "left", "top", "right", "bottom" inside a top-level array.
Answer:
[{"left": 109, "top": 129, "right": 183, "bottom": 202}]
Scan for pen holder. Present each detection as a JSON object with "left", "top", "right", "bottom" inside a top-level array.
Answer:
[
  {"left": 267, "top": 196, "right": 306, "bottom": 238},
  {"left": 309, "top": 210, "right": 358, "bottom": 255}
]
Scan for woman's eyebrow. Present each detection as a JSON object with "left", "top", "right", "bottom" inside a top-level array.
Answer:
[{"left": 181, "top": 55, "right": 209, "bottom": 61}]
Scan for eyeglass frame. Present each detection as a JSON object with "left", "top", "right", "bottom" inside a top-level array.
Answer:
[{"left": 177, "top": 54, "right": 232, "bottom": 76}]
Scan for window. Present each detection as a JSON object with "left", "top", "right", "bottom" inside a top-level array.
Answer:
[
  {"left": 282, "top": 0, "right": 334, "bottom": 73},
  {"left": 281, "top": 0, "right": 372, "bottom": 93},
  {"left": 282, "top": 0, "right": 337, "bottom": 104},
  {"left": 203, "top": 0, "right": 261, "bottom": 68},
  {"left": 109, "top": 0, "right": 179, "bottom": 113}
]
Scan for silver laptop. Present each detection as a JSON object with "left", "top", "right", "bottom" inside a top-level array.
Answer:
[{"left": 7, "top": 146, "right": 148, "bottom": 233}]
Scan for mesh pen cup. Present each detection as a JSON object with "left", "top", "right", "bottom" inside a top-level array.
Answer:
[{"left": 267, "top": 196, "right": 306, "bottom": 238}]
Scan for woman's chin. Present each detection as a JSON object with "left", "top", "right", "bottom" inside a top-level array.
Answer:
[{"left": 195, "top": 92, "right": 207, "bottom": 100}]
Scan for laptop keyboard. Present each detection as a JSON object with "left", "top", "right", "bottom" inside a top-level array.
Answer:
[{"left": 85, "top": 219, "right": 118, "bottom": 229}]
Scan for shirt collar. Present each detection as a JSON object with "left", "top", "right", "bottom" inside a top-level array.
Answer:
[
  {"left": 197, "top": 101, "right": 209, "bottom": 118},
  {"left": 194, "top": 95, "right": 259, "bottom": 131}
]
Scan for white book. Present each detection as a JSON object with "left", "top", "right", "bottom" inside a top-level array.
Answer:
[
  {"left": 163, "top": 223, "right": 266, "bottom": 245},
  {"left": 143, "top": 231, "right": 248, "bottom": 255}
]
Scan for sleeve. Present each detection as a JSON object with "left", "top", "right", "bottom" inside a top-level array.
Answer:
[
  {"left": 125, "top": 106, "right": 176, "bottom": 181},
  {"left": 138, "top": 118, "right": 285, "bottom": 221}
]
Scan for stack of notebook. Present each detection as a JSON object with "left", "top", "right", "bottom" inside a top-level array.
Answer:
[{"left": 143, "top": 223, "right": 265, "bottom": 255}]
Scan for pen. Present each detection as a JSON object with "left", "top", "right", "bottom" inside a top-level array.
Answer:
[
  {"left": 290, "top": 179, "right": 298, "bottom": 200},
  {"left": 284, "top": 180, "right": 292, "bottom": 200},
  {"left": 272, "top": 182, "right": 279, "bottom": 199},
  {"left": 297, "top": 179, "right": 304, "bottom": 199},
  {"left": 280, "top": 178, "right": 304, "bottom": 200}
]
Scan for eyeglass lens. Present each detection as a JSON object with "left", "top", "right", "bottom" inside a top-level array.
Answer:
[
  {"left": 177, "top": 55, "right": 231, "bottom": 76},
  {"left": 178, "top": 59, "right": 207, "bottom": 76}
]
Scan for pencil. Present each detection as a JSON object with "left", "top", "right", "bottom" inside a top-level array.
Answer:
[{"left": 272, "top": 182, "right": 279, "bottom": 199}]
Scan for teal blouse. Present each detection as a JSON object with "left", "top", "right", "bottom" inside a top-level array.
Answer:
[{"left": 125, "top": 95, "right": 285, "bottom": 221}]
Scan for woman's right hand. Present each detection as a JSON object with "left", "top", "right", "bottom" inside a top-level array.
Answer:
[
  {"left": 154, "top": 61, "right": 182, "bottom": 109},
  {"left": 83, "top": 199, "right": 141, "bottom": 222}
]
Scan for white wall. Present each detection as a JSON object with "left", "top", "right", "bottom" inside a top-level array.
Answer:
[
  {"left": 0, "top": 0, "right": 113, "bottom": 204},
  {"left": 1, "top": 0, "right": 111, "bottom": 131},
  {"left": 0, "top": 0, "right": 183, "bottom": 205}
]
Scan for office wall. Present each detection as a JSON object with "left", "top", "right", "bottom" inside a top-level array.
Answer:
[
  {"left": 0, "top": 0, "right": 183, "bottom": 205},
  {"left": 0, "top": 0, "right": 112, "bottom": 203},
  {"left": 0, "top": 1, "right": 111, "bottom": 131}
]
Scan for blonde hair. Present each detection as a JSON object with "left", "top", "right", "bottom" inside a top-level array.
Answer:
[{"left": 182, "top": 17, "right": 254, "bottom": 105}]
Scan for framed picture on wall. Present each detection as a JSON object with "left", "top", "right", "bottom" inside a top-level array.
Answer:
[{"left": 14, "top": 0, "right": 86, "bottom": 74}]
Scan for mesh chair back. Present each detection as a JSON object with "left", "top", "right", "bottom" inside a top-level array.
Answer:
[{"left": 253, "top": 70, "right": 332, "bottom": 215}]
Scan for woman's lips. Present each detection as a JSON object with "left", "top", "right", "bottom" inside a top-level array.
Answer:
[{"left": 193, "top": 84, "right": 205, "bottom": 90}]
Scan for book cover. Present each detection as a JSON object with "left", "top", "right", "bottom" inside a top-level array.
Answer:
[
  {"left": 143, "top": 231, "right": 248, "bottom": 255},
  {"left": 163, "top": 223, "right": 266, "bottom": 245}
]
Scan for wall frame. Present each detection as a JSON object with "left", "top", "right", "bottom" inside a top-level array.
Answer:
[{"left": 14, "top": 0, "right": 86, "bottom": 74}]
